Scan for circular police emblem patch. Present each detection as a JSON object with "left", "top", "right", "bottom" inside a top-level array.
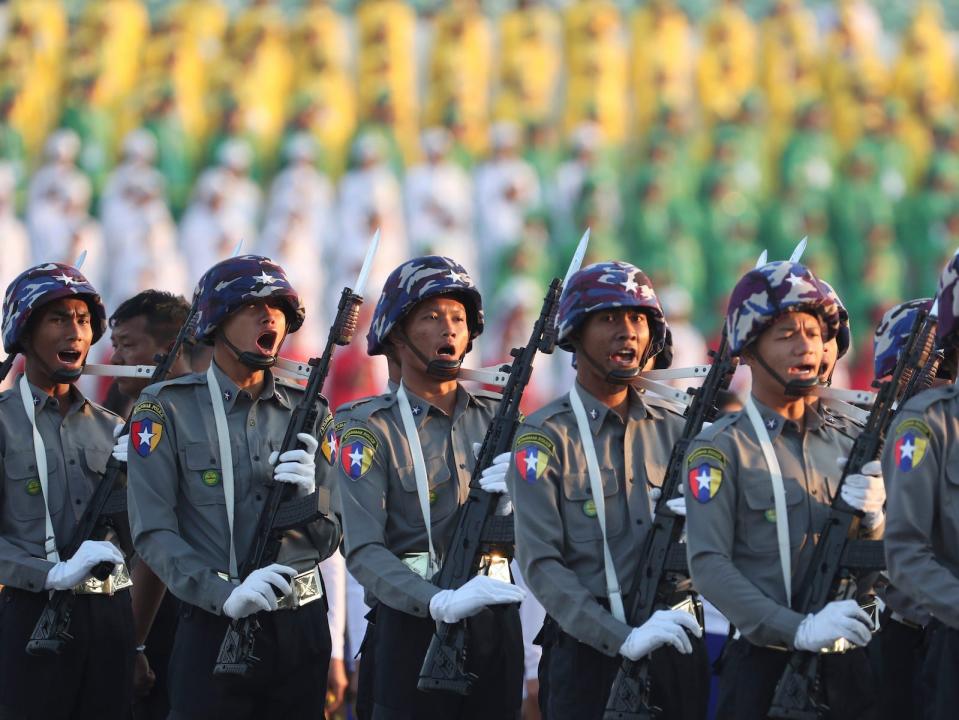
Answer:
[
  {"left": 202, "top": 470, "right": 221, "bottom": 487},
  {"left": 764, "top": 509, "right": 777, "bottom": 523},
  {"left": 429, "top": 490, "right": 437, "bottom": 505},
  {"left": 582, "top": 499, "right": 597, "bottom": 518},
  {"left": 25, "top": 479, "right": 41, "bottom": 496},
  {"left": 892, "top": 419, "right": 931, "bottom": 472}
]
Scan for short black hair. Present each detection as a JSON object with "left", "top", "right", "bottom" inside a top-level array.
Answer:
[{"left": 109, "top": 290, "right": 190, "bottom": 347}]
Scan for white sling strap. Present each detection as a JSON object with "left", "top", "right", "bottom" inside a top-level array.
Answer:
[
  {"left": 569, "top": 386, "right": 626, "bottom": 623},
  {"left": 396, "top": 382, "right": 439, "bottom": 579},
  {"left": 18, "top": 376, "right": 59, "bottom": 563},
  {"left": 206, "top": 366, "right": 239, "bottom": 583},
  {"left": 743, "top": 396, "right": 791, "bottom": 607}
]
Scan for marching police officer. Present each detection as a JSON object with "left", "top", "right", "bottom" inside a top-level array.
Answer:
[
  {"left": 0, "top": 262, "right": 133, "bottom": 718},
  {"left": 126, "top": 255, "right": 341, "bottom": 719},
  {"left": 108, "top": 289, "right": 192, "bottom": 719},
  {"left": 684, "top": 260, "right": 886, "bottom": 719},
  {"left": 506, "top": 261, "right": 707, "bottom": 720},
  {"left": 884, "top": 249, "right": 959, "bottom": 720},
  {"left": 336, "top": 255, "right": 526, "bottom": 719}
]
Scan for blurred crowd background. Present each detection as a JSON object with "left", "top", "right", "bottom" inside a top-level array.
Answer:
[{"left": 3, "top": 0, "right": 959, "bottom": 402}]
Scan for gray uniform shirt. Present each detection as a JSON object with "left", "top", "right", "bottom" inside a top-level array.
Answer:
[
  {"left": 126, "top": 362, "right": 341, "bottom": 615},
  {"left": 505, "top": 383, "right": 684, "bottom": 656},
  {"left": 684, "top": 397, "right": 881, "bottom": 648},
  {"left": 884, "top": 385, "right": 959, "bottom": 629},
  {"left": 0, "top": 378, "right": 119, "bottom": 591},
  {"left": 335, "top": 384, "right": 499, "bottom": 617}
]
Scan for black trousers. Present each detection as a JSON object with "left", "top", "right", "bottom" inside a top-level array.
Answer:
[
  {"left": 919, "top": 624, "right": 959, "bottom": 720},
  {"left": 538, "top": 620, "right": 710, "bottom": 720},
  {"left": 715, "top": 638, "right": 878, "bottom": 720},
  {"left": 878, "top": 617, "right": 927, "bottom": 720},
  {"left": 0, "top": 587, "right": 135, "bottom": 720},
  {"left": 166, "top": 599, "right": 331, "bottom": 720},
  {"left": 131, "top": 591, "right": 179, "bottom": 720},
  {"left": 361, "top": 603, "right": 523, "bottom": 720}
]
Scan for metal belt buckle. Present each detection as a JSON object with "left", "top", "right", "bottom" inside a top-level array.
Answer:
[
  {"left": 277, "top": 566, "right": 324, "bottom": 611},
  {"left": 74, "top": 562, "right": 133, "bottom": 595},
  {"left": 477, "top": 553, "right": 512, "bottom": 584},
  {"left": 401, "top": 552, "right": 435, "bottom": 581},
  {"left": 826, "top": 598, "right": 880, "bottom": 654},
  {"left": 670, "top": 594, "right": 705, "bottom": 634}
]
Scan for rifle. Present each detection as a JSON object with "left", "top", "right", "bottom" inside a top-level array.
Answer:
[
  {"left": 768, "top": 304, "right": 939, "bottom": 719},
  {"left": 26, "top": 294, "right": 200, "bottom": 656},
  {"left": 604, "top": 329, "right": 737, "bottom": 720},
  {"left": 213, "top": 233, "right": 378, "bottom": 679},
  {"left": 418, "top": 231, "right": 590, "bottom": 695}
]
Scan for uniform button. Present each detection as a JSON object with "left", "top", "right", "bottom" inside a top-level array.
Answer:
[
  {"left": 76, "top": 499, "right": 82, "bottom": 505},
  {"left": 253, "top": 455, "right": 260, "bottom": 462},
  {"left": 69, "top": 459, "right": 76, "bottom": 465},
  {"left": 210, "top": 458, "right": 217, "bottom": 464},
  {"left": 256, "top": 494, "right": 263, "bottom": 501},
  {"left": 635, "top": 519, "right": 643, "bottom": 526},
  {"left": 811, "top": 489, "right": 818, "bottom": 496},
  {"left": 459, "top": 463, "right": 466, "bottom": 469},
  {"left": 250, "top": 420, "right": 255, "bottom": 427}
]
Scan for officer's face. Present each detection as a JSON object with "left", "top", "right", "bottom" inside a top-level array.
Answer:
[
  {"left": 24, "top": 298, "right": 94, "bottom": 379},
  {"left": 110, "top": 315, "right": 164, "bottom": 397},
  {"left": 748, "top": 312, "right": 824, "bottom": 393},
  {"left": 220, "top": 300, "right": 288, "bottom": 356},
  {"left": 578, "top": 308, "right": 651, "bottom": 375},
  {"left": 397, "top": 296, "right": 470, "bottom": 363}
]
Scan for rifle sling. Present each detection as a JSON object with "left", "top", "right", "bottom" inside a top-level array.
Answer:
[
  {"left": 19, "top": 376, "right": 59, "bottom": 564},
  {"left": 206, "top": 365, "right": 239, "bottom": 584}
]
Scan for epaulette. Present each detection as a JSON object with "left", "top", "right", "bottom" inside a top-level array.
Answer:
[
  {"left": 142, "top": 371, "right": 206, "bottom": 397},
  {"left": 470, "top": 387, "right": 503, "bottom": 403},
  {"left": 340, "top": 392, "right": 395, "bottom": 422},
  {"left": 900, "top": 384, "right": 958, "bottom": 415},
  {"left": 522, "top": 395, "right": 572, "bottom": 427},
  {"left": 821, "top": 401, "right": 864, "bottom": 431},
  {"left": 696, "top": 411, "right": 741, "bottom": 442},
  {"left": 275, "top": 376, "right": 306, "bottom": 392},
  {"left": 642, "top": 393, "right": 686, "bottom": 418},
  {"left": 334, "top": 392, "right": 391, "bottom": 417},
  {"left": 86, "top": 399, "right": 122, "bottom": 421}
]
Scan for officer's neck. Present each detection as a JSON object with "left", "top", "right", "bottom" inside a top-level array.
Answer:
[
  {"left": 750, "top": 382, "right": 807, "bottom": 425},
  {"left": 24, "top": 362, "right": 73, "bottom": 418},
  {"left": 576, "top": 368, "right": 629, "bottom": 421},
  {"left": 211, "top": 346, "right": 265, "bottom": 399},
  {"left": 400, "top": 367, "right": 458, "bottom": 417}
]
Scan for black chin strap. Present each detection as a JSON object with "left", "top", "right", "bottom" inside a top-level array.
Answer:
[
  {"left": 751, "top": 350, "right": 819, "bottom": 397},
  {"left": 393, "top": 329, "right": 463, "bottom": 380},
  {"left": 221, "top": 333, "right": 277, "bottom": 370},
  {"left": 576, "top": 346, "right": 641, "bottom": 385}
]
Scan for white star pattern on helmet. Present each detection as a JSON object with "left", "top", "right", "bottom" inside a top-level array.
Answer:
[
  {"left": 53, "top": 273, "right": 77, "bottom": 286},
  {"left": 254, "top": 271, "right": 277, "bottom": 286},
  {"left": 637, "top": 284, "right": 655, "bottom": 300},
  {"left": 621, "top": 270, "right": 639, "bottom": 295},
  {"left": 446, "top": 270, "right": 465, "bottom": 284}
]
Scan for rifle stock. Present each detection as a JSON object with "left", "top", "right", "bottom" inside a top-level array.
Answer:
[
  {"left": 214, "top": 286, "right": 362, "bottom": 679},
  {"left": 769, "top": 308, "right": 939, "bottom": 719},
  {"left": 26, "top": 297, "right": 200, "bottom": 656},
  {"left": 417, "top": 277, "right": 563, "bottom": 695},
  {"left": 604, "top": 331, "right": 736, "bottom": 719}
]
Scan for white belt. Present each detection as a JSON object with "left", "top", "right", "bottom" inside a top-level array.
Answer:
[{"left": 19, "top": 376, "right": 59, "bottom": 563}]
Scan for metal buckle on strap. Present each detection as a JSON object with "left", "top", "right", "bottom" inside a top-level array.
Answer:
[
  {"left": 74, "top": 562, "right": 133, "bottom": 595},
  {"left": 759, "top": 599, "right": 882, "bottom": 654},
  {"left": 477, "top": 553, "right": 512, "bottom": 583},
  {"left": 276, "top": 566, "right": 324, "bottom": 611}
]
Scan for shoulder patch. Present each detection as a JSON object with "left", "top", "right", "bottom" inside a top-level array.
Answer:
[
  {"left": 132, "top": 399, "right": 167, "bottom": 423},
  {"left": 513, "top": 431, "right": 554, "bottom": 483},
  {"left": 130, "top": 416, "right": 164, "bottom": 457},
  {"left": 319, "top": 414, "right": 337, "bottom": 465},
  {"left": 892, "top": 418, "right": 932, "bottom": 472},
  {"left": 686, "top": 446, "right": 725, "bottom": 503},
  {"left": 340, "top": 427, "right": 378, "bottom": 480}
]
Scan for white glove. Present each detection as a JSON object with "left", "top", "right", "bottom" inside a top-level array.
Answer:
[
  {"left": 474, "top": 444, "right": 512, "bottom": 516},
  {"left": 793, "top": 599, "right": 874, "bottom": 652},
  {"left": 112, "top": 424, "right": 128, "bottom": 464},
  {"left": 839, "top": 459, "right": 885, "bottom": 528},
  {"left": 666, "top": 482, "right": 686, "bottom": 517},
  {"left": 44, "top": 540, "right": 124, "bottom": 590},
  {"left": 618, "top": 609, "right": 703, "bottom": 661},
  {"left": 222, "top": 563, "right": 296, "bottom": 620},
  {"left": 269, "top": 433, "right": 318, "bottom": 497},
  {"left": 429, "top": 574, "right": 526, "bottom": 624}
]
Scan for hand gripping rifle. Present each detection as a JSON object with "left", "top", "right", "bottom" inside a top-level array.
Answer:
[
  {"left": 604, "top": 329, "right": 737, "bottom": 720},
  {"left": 26, "top": 293, "right": 201, "bottom": 655},
  {"left": 213, "top": 231, "right": 378, "bottom": 679},
  {"left": 417, "top": 230, "right": 591, "bottom": 695},
  {"left": 768, "top": 303, "right": 940, "bottom": 719}
]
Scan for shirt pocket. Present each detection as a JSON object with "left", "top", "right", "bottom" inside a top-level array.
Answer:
[
  {"left": 179, "top": 442, "right": 226, "bottom": 506},
  {"left": 395, "top": 456, "right": 456, "bottom": 528},
  {"left": 4, "top": 448, "right": 62, "bottom": 521},
  {"left": 562, "top": 470, "right": 624, "bottom": 543},
  {"left": 740, "top": 476, "right": 806, "bottom": 553}
]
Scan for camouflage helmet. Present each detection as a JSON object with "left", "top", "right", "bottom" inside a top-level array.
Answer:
[
  {"left": 367, "top": 256, "right": 483, "bottom": 356},
  {"left": 725, "top": 261, "right": 839, "bottom": 356},
  {"left": 193, "top": 255, "right": 304, "bottom": 344},
  {"left": 556, "top": 261, "right": 668, "bottom": 357},
  {"left": 816, "top": 278, "right": 851, "bottom": 359},
  {"left": 2, "top": 263, "right": 107, "bottom": 354},
  {"left": 937, "top": 249, "right": 959, "bottom": 349},
  {"left": 873, "top": 299, "right": 932, "bottom": 379}
]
